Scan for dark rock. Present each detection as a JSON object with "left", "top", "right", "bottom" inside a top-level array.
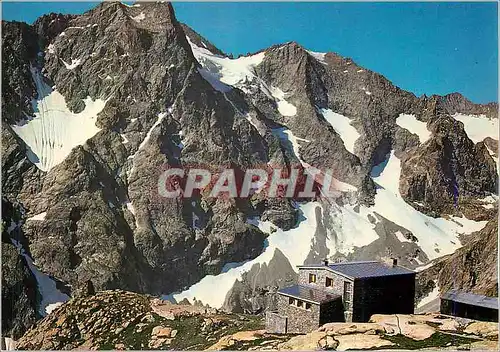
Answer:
[
  {"left": 222, "top": 248, "right": 297, "bottom": 313},
  {"left": 400, "top": 115, "right": 497, "bottom": 214},
  {"left": 416, "top": 218, "right": 498, "bottom": 303},
  {"left": 1, "top": 21, "right": 39, "bottom": 124}
]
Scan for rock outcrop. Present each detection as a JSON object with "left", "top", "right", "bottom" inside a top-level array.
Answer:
[
  {"left": 416, "top": 218, "right": 498, "bottom": 303},
  {"left": 400, "top": 115, "right": 497, "bottom": 216},
  {"left": 222, "top": 248, "right": 297, "bottom": 314}
]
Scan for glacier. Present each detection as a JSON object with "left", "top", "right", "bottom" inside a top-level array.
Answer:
[{"left": 11, "top": 66, "right": 108, "bottom": 172}]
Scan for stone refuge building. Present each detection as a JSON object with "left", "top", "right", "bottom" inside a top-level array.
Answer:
[
  {"left": 266, "top": 260, "right": 416, "bottom": 333},
  {"left": 440, "top": 290, "right": 498, "bottom": 322}
]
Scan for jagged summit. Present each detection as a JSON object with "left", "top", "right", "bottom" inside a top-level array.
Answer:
[{"left": 180, "top": 22, "right": 226, "bottom": 57}]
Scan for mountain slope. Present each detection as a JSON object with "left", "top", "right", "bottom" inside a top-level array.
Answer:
[{"left": 416, "top": 217, "right": 498, "bottom": 306}]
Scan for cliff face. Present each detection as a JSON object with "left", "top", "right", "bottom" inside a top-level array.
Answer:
[{"left": 2, "top": 1, "right": 498, "bottom": 338}]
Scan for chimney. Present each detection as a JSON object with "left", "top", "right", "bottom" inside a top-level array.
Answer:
[
  {"left": 323, "top": 258, "right": 329, "bottom": 266},
  {"left": 382, "top": 257, "right": 398, "bottom": 267}
]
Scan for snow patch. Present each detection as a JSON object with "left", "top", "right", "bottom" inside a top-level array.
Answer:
[
  {"left": 306, "top": 50, "right": 327, "bottom": 64},
  {"left": 325, "top": 203, "right": 378, "bottom": 255},
  {"left": 131, "top": 12, "right": 145, "bottom": 22},
  {"left": 61, "top": 58, "right": 81, "bottom": 70},
  {"left": 452, "top": 113, "right": 498, "bottom": 144},
  {"left": 272, "top": 127, "right": 357, "bottom": 193},
  {"left": 11, "top": 67, "right": 107, "bottom": 172},
  {"left": 127, "top": 110, "right": 170, "bottom": 181},
  {"left": 395, "top": 230, "right": 412, "bottom": 243},
  {"left": 269, "top": 86, "right": 297, "bottom": 116},
  {"left": 122, "top": 2, "right": 141, "bottom": 7},
  {"left": 125, "top": 201, "right": 136, "bottom": 216},
  {"left": 370, "top": 151, "right": 487, "bottom": 260},
  {"left": 138, "top": 112, "right": 167, "bottom": 152},
  {"left": 396, "top": 114, "right": 431, "bottom": 144},
  {"left": 319, "top": 108, "right": 360, "bottom": 155},
  {"left": 192, "top": 212, "right": 200, "bottom": 230},
  {"left": 3, "top": 337, "right": 16, "bottom": 350},
  {"left": 415, "top": 262, "right": 434, "bottom": 272},
  {"left": 186, "top": 35, "right": 264, "bottom": 89},
  {"left": 6, "top": 220, "right": 19, "bottom": 234},
  {"left": 120, "top": 134, "right": 129, "bottom": 144},
  {"left": 45, "top": 302, "right": 63, "bottom": 314},
  {"left": 197, "top": 68, "right": 231, "bottom": 93},
  {"left": 360, "top": 87, "right": 372, "bottom": 96},
  {"left": 272, "top": 127, "right": 310, "bottom": 167},
  {"left": 27, "top": 212, "right": 47, "bottom": 221},
  {"left": 479, "top": 195, "right": 497, "bottom": 209}
]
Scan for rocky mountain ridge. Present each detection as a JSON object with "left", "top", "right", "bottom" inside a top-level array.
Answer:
[{"left": 2, "top": 0, "right": 498, "bottom": 339}]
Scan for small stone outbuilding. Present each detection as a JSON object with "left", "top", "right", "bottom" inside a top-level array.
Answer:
[
  {"left": 266, "top": 259, "right": 416, "bottom": 333},
  {"left": 440, "top": 290, "right": 498, "bottom": 322}
]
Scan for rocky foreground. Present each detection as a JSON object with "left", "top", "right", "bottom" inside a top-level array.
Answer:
[{"left": 13, "top": 290, "right": 498, "bottom": 350}]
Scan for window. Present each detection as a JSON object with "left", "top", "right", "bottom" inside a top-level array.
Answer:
[
  {"left": 305, "top": 302, "right": 312, "bottom": 310},
  {"left": 297, "top": 300, "right": 304, "bottom": 308},
  {"left": 343, "top": 281, "right": 352, "bottom": 309},
  {"left": 326, "top": 277, "right": 333, "bottom": 287},
  {"left": 289, "top": 297, "right": 296, "bottom": 305},
  {"left": 309, "top": 273, "right": 317, "bottom": 284}
]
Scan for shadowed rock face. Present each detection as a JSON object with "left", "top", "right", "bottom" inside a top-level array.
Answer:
[
  {"left": 2, "top": 1, "right": 498, "bottom": 338},
  {"left": 2, "top": 21, "right": 38, "bottom": 125},
  {"left": 400, "top": 115, "right": 497, "bottom": 216},
  {"left": 1, "top": 198, "right": 39, "bottom": 339}
]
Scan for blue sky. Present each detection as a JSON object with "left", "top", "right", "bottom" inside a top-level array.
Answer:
[{"left": 2, "top": 1, "right": 498, "bottom": 104}]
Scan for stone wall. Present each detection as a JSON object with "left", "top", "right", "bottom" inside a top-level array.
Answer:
[
  {"left": 265, "top": 311, "right": 288, "bottom": 333},
  {"left": 275, "top": 294, "right": 320, "bottom": 333},
  {"left": 298, "top": 267, "right": 354, "bottom": 321}
]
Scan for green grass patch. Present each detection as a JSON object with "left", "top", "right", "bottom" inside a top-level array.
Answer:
[{"left": 381, "top": 332, "right": 480, "bottom": 350}]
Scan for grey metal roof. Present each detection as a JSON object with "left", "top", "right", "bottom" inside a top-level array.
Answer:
[
  {"left": 298, "top": 261, "right": 415, "bottom": 279},
  {"left": 278, "top": 284, "right": 341, "bottom": 304},
  {"left": 441, "top": 290, "right": 498, "bottom": 310}
]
